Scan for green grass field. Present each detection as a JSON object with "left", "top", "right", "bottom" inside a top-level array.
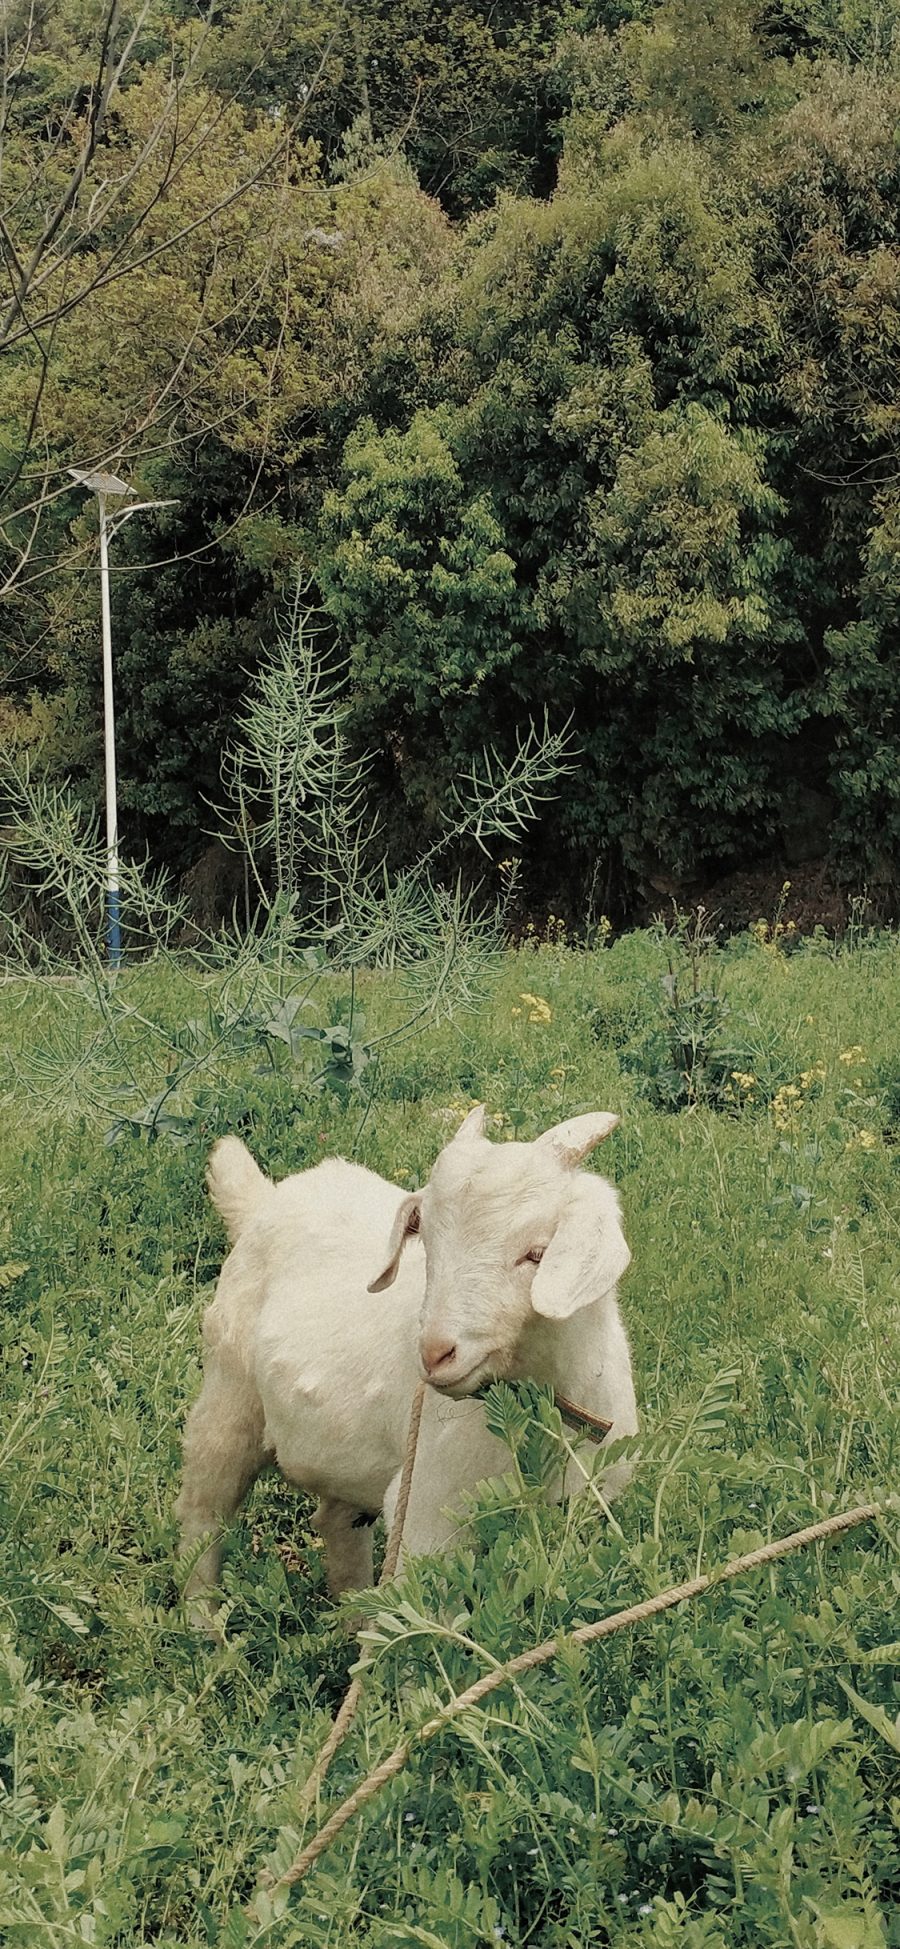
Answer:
[{"left": 1, "top": 927, "right": 898, "bottom": 1947}]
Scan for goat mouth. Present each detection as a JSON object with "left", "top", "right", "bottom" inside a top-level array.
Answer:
[{"left": 425, "top": 1351, "right": 503, "bottom": 1398}]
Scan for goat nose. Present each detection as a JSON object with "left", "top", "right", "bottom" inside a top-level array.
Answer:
[{"left": 421, "top": 1334, "right": 457, "bottom": 1379}]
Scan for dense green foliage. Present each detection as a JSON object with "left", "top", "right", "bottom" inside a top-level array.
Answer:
[
  {"left": 2, "top": 0, "right": 900, "bottom": 905},
  {"left": 318, "top": 17, "right": 900, "bottom": 898},
  {"left": 1, "top": 929, "right": 898, "bottom": 1941}
]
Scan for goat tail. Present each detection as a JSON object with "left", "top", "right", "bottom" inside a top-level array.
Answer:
[{"left": 207, "top": 1136, "right": 271, "bottom": 1244}]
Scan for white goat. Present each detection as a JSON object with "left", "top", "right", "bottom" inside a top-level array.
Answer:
[{"left": 177, "top": 1106, "right": 637, "bottom": 1615}]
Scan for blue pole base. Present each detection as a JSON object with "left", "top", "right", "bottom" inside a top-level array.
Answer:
[{"left": 107, "top": 888, "right": 122, "bottom": 969}]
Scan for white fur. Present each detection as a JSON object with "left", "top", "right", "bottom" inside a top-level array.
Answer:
[{"left": 177, "top": 1112, "right": 638, "bottom": 1620}]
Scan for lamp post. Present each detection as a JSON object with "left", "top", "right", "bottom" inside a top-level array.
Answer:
[{"left": 68, "top": 467, "right": 177, "bottom": 968}]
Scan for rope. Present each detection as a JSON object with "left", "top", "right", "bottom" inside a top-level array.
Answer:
[
  {"left": 381, "top": 1381, "right": 428, "bottom": 1585},
  {"left": 294, "top": 1379, "right": 427, "bottom": 1812},
  {"left": 269, "top": 1499, "right": 882, "bottom": 1892},
  {"left": 553, "top": 1393, "right": 612, "bottom": 1442}
]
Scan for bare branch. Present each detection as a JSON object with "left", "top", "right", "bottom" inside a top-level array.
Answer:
[{"left": 0, "top": 0, "right": 131, "bottom": 345}]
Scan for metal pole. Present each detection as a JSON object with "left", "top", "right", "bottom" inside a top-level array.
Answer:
[{"left": 97, "top": 494, "right": 121, "bottom": 968}]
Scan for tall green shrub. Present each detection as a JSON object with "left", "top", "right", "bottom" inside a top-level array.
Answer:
[{"left": 319, "top": 140, "right": 810, "bottom": 889}]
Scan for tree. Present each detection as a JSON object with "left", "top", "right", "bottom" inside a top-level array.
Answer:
[
  {"left": 0, "top": 0, "right": 452, "bottom": 870},
  {"left": 205, "top": 0, "right": 590, "bottom": 216},
  {"left": 319, "top": 134, "right": 810, "bottom": 894},
  {"left": 0, "top": 1, "right": 342, "bottom": 639}
]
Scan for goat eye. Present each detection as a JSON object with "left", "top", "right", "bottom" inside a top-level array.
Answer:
[{"left": 521, "top": 1246, "right": 544, "bottom": 1265}]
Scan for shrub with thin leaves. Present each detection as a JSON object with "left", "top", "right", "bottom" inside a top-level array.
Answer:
[{"left": 0, "top": 588, "right": 573, "bottom": 1141}]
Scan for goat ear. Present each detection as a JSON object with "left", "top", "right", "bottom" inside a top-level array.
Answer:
[
  {"left": 367, "top": 1194, "right": 420, "bottom": 1293},
  {"left": 449, "top": 1103, "right": 486, "bottom": 1144},
  {"left": 531, "top": 1177, "right": 631, "bottom": 1321},
  {"left": 536, "top": 1112, "right": 619, "bottom": 1169}
]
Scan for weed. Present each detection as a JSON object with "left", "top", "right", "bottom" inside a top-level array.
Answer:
[
  {"left": 749, "top": 881, "right": 800, "bottom": 960},
  {"left": 623, "top": 907, "right": 790, "bottom": 1114}
]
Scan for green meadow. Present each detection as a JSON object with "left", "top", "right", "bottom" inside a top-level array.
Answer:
[{"left": 1, "top": 928, "right": 898, "bottom": 1947}]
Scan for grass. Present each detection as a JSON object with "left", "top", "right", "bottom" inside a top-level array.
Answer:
[{"left": 0, "top": 926, "right": 898, "bottom": 1947}]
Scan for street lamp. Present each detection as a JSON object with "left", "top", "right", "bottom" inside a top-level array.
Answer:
[{"left": 68, "top": 466, "right": 177, "bottom": 968}]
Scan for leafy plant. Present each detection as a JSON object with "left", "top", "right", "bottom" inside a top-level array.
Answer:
[{"left": 622, "top": 907, "right": 789, "bottom": 1112}]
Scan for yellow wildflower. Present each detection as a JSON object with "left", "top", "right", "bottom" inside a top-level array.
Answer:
[
  {"left": 845, "top": 1128, "right": 877, "bottom": 1153},
  {"left": 519, "top": 991, "right": 552, "bottom": 1025},
  {"left": 839, "top": 1046, "right": 866, "bottom": 1065},
  {"left": 772, "top": 1082, "right": 803, "bottom": 1131}
]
